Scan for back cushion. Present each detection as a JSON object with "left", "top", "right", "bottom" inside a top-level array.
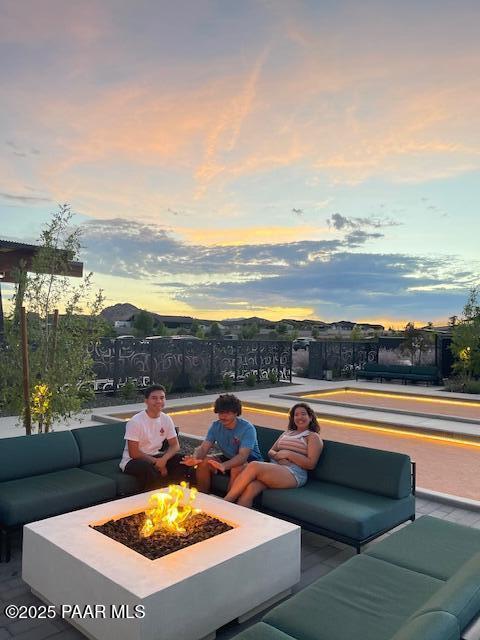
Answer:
[
  {"left": 0, "top": 431, "right": 80, "bottom": 481},
  {"left": 72, "top": 422, "right": 127, "bottom": 465},
  {"left": 311, "top": 440, "right": 412, "bottom": 498},
  {"left": 415, "top": 552, "right": 480, "bottom": 629},
  {"left": 254, "top": 425, "right": 282, "bottom": 460}
]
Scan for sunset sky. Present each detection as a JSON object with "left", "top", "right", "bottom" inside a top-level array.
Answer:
[{"left": 1, "top": 0, "right": 479, "bottom": 327}]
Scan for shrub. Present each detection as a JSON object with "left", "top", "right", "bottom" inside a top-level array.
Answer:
[
  {"left": 268, "top": 370, "right": 279, "bottom": 384},
  {"left": 464, "top": 380, "right": 480, "bottom": 394},
  {"left": 192, "top": 380, "right": 206, "bottom": 393},
  {"left": 245, "top": 372, "right": 257, "bottom": 387},
  {"left": 222, "top": 374, "right": 234, "bottom": 390},
  {"left": 120, "top": 379, "right": 138, "bottom": 401}
]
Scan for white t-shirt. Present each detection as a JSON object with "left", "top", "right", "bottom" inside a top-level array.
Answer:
[{"left": 119, "top": 410, "right": 177, "bottom": 471}]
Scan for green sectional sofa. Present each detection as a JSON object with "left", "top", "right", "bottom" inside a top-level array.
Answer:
[
  {"left": 233, "top": 515, "right": 480, "bottom": 640},
  {"left": 212, "top": 425, "right": 416, "bottom": 552},
  {"left": 0, "top": 424, "right": 134, "bottom": 562},
  {"left": 0, "top": 422, "right": 414, "bottom": 560},
  {"left": 356, "top": 363, "right": 441, "bottom": 384}
]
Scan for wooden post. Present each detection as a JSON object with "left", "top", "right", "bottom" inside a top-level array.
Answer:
[{"left": 20, "top": 306, "right": 32, "bottom": 435}]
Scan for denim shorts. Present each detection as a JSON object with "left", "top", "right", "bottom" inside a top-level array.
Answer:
[
  {"left": 270, "top": 458, "right": 308, "bottom": 487},
  {"left": 284, "top": 463, "right": 308, "bottom": 487}
]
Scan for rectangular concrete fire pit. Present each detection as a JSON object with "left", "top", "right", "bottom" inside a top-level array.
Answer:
[{"left": 22, "top": 491, "right": 300, "bottom": 640}]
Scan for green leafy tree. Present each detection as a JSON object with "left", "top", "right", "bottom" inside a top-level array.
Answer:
[
  {"left": 401, "top": 322, "right": 434, "bottom": 365},
  {"left": 208, "top": 322, "right": 222, "bottom": 339},
  {"left": 240, "top": 322, "right": 259, "bottom": 340},
  {"left": 0, "top": 205, "right": 105, "bottom": 433},
  {"left": 450, "top": 287, "right": 480, "bottom": 379},
  {"left": 350, "top": 326, "right": 363, "bottom": 341},
  {"left": 133, "top": 310, "right": 154, "bottom": 336},
  {"left": 154, "top": 321, "right": 168, "bottom": 336},
  {"left": 311, "top": 326, "right": 319, "bottom": 339},
  {"left": 190, "top": 319, "right": 205, "bottom": 338}
]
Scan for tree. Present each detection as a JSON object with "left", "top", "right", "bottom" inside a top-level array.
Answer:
[
  {"left": 0, "top": 205, "right": 105, "bottom": 433},
  {"left": 133, "top": 310, "right": 154, "bottom": 336},
  {"left": 207, "top": 322, "right": 222, "bottom": 339},
  {"left": 311, "top": 326, "right": 319, "bottom": 339},
  {"left": 240, "top": 322, "right": 259, "bottom": 340},
  {"left": 350, "top": 326, "right": 363, "bottom": 341},
  {"left": 154, "top": 321, "right": 168, "bottom": 336},
  {"left": 450, "top": 287, "right": 480, "bottom": 379},
  {"left": 190, "top": 320, "right": 205, "bottom": 338},
  {"left": 401, "top": 322, "right": 434, "bottom": 365}
]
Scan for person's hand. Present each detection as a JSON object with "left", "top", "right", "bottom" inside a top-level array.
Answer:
[
  {"left": 181, "top": 455, "right": 202, "bottom": 467},
  {"left": 207, "top": 458, "right": 226, "bottom": 473},
  {"left": 269, "top": 450, "right": 278, "bottom": 460},
  {"left": 154, "top": 458, "right": 168, "bottom": 476},
  {"left": 275, "top": 450, "right": 289, "bottom": 461}
]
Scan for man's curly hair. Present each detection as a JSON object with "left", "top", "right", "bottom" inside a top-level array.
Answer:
[{"left": 213, "top": 394, "right": 242, "bottom": 416}]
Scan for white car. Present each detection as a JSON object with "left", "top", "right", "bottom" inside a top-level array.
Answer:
[{"left": 293, "top": 338, "right": 313, "bottom": 351}]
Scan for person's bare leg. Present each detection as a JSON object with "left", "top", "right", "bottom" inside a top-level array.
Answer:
[
  {"left": 227, "top": 463, "right": 247, "bottom": 491},
  {"left": 195, "top": 459, "right": 213, "bottom": 493},
  {"left": 237, "top": 481, "right": 266, "bottom": 508},
  {"left": 224, "top": 461, "right": 264, "bottom": 502}
]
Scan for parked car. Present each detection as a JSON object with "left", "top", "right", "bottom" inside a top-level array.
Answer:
[{"left": 293, "top": 338, "right": 313, "bottom": 351}]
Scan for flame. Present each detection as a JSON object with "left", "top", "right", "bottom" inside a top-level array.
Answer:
[{"left": 140, "top": 482, "right": 201, "bottom": 537}]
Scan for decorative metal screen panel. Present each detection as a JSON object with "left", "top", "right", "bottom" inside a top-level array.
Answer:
[
  {"left": 309, "top": 341, "right": 379, "bottom": 379},
  {"left": 90, "top": 338, "right": 292, "bottom": 392}
]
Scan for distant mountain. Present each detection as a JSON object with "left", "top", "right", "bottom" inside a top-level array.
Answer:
[{"left": 100, "top": 303, "right": 384, "bottom": 331}]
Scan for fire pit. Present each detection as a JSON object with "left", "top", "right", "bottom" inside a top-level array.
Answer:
[
  {"left": 22, "top": 490, "right": 300, "bottom": 640},
  {"left": 93, "top": 483, "right": 234, "bottom": 560}
]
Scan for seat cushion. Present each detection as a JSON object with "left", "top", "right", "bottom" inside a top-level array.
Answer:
[
  {"left": 82, "top": 460, "right": 141, "bottom": 496},
  {"left": 366, "top": 516, "right": 480, "bottom": 580},
  {"left": 72, "top": 422, "right": 127, "bottom": 465},
  {"left": 263, "top": 554, "right": 442, "bottom": 640},
  {"left": 261, "top": 480, "right": 415, "bottom": 541},
  {"left": 0, "top": 432, "right": 80, "bottom": 481},
  {"left": 0, "top": 469, "right": 116, "bottom": 526},
  {"left": 390, "top": 612, "right": 459, "bottom": 640},
  {"left": 415, "top": 552, "right": 480, "bottom": 629}
]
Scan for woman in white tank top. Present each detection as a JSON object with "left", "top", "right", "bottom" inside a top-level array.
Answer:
[{"left": 224, "top": 403, "right": 323, "bottom": 508}]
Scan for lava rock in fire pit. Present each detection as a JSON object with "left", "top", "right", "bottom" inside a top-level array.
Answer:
[{"left": 92, "top": 512, "right": 233, "bottom": 560}]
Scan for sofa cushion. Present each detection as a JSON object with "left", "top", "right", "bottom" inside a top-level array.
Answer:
[
  {"left": 232, "top": 622, "right": 297, "bottom": 640},
  {"left": 82, "top": 460, "right": 141, "bottom": 496},
  {"left": 366, "top": 516, "right": 480, "bottom": 580},
  {"left": 390, "top": 612, "right": 459, "bottom": 640},
  {"left": 72, "top": 422, "right": 127, "bottom": 465},
  {"left": 255, "top": 426, "right": 282, "bottom": 460},
  {"left": 261, "top": 480, "right": 415, "bottom": 541},
  {"left": 310, "top": 440, "right": 412, "bottom": 499},
  {"left": 0, "top": 431, "right": 81, "bottom": 482},
  {"left": 0, "top": 469, "right": 115, "bottom": 527},
  {"left": 263, "top": 554, "right": 442, "bottom": 640},
  {"left": 415, "top": 552, "right": 480, "bottom": 629}
]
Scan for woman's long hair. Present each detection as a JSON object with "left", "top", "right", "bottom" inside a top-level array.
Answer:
[{"left": 287, "top": 403, "right": 320, "bottom": 433}]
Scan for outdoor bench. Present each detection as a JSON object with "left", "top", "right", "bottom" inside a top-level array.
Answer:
[
  {"left": 0, "top": 422, "right": 415, "bottom": 560},
  {"left": 232, "top": 515, "right": 480, "bottom": 640},
  {"left": 212, "top": 425, "right": 416, "bottom": 552},
  {"left": 356, "top": 363, "right": 441, "bottom": 384}
]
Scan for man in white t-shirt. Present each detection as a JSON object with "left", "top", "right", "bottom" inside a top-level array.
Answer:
[{"left": 120, "top": 384, "right": 182, "bottom": 490}]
